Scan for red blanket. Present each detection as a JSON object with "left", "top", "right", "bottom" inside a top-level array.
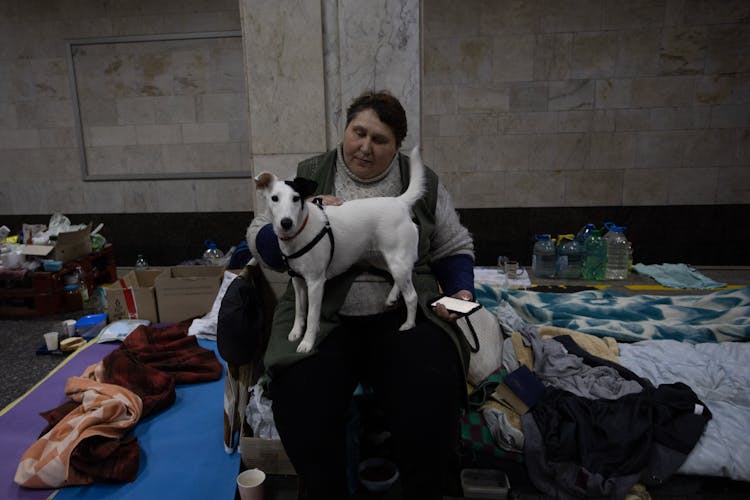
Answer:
[{"left": 15, "top": 322, "right": 223, "bottom": 489}]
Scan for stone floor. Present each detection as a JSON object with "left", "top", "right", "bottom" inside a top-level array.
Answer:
[{"left": 0, "top": 299, "right": 102, "bottom": 410}]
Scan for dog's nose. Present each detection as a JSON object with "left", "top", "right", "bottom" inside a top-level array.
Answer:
[{"left": 281, "top": 218, "right": 293, "bottom": 230}]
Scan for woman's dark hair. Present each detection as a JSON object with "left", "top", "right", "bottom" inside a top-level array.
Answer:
[{"left": 346, "top": 90, "right": 407, "bottom": 147}]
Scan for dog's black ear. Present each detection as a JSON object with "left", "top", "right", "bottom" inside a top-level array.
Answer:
[{"left": 288, "top": 177, "right": 318, "bottom": 200}]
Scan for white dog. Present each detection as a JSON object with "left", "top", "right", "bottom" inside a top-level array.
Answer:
[{"left": 254, "top": 145, "right": 425, "bottom": 353}]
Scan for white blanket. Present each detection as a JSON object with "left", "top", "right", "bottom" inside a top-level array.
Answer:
[{"left": 618, "top": 340, "right": 750, "bottom": 481}]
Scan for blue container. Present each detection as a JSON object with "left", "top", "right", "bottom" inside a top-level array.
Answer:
[{"left": 75, "top": 313, "right": 108, "bottom": 339}]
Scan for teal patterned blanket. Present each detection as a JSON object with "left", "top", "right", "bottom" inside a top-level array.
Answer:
[{"left": 475, "top": 285, "right": 750, "bottom": 343}]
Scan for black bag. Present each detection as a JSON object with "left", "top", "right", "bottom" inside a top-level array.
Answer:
[{"left": 217, "top": 270, "right": 265, "bottom": 365}]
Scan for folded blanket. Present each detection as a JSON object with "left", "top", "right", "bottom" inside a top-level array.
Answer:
[
  {"left": 633, "top": 263, "right": 726, "bottom": 289},
  {"left": 14, "top": 378, "right": 143, "bottom": 488}
]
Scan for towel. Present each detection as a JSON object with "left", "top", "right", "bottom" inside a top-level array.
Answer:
[
  {"left": 14, "top": 378, "right": 143, "bottom": 488},
  {"left": 633, "top": 263, "right": 726, "bottom": 289}
]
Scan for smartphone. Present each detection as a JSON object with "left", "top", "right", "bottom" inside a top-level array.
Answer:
[{"left": 430, "top": 296, "right": 482, "bottom": 315}]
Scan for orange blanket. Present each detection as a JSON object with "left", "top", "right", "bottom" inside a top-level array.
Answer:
[{"left": 14, "top": 376, "right": 142, "bottom": 488}]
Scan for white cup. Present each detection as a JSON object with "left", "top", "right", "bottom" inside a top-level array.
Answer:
[
  {"left": 237, "top": 468, "right": 265, "bottom": 500},
  {"left": 62, "top": 319, "right": 77, "bottom": 338},
  {"left": 44, "top": 331, "right": 59, "bottom": 351}
]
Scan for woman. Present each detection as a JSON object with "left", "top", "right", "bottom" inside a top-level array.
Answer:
[{"left": 247, "top": 90, "right": 475, "bottom": 499}]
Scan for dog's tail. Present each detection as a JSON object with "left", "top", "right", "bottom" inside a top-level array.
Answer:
[{"left": 398, "top": 144, "right": 426, "bottom": 207}]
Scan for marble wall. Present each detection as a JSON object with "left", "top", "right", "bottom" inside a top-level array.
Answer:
[
  {"left": 421, "top": 0, "right": 750, "bottom": 208},
  {"left": 1, "top": 0, "right": 748, "bottom": 219},
  {"left": 73, "top": 35, "right": 249, "bottom": 179},
  {"left": 0, "top": 0, "right": 252, "bottom": 216}
]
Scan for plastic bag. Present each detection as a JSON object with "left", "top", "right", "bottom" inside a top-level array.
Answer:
[
  {"left": 188, "top": 271, "right": 238, "bottom": 339},
  {"left": 48, "top": 213, "right": 86, "bottom": 235},
  {"left": 245, "top": 383, "right": 279, "bottom": 439}
]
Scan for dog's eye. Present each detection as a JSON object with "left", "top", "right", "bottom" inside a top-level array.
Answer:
[
  {"left": 271, "top": 195, "right": 278, "bottom": 202},
  {"left": 293, "top": 195, "right": 300, "bottom": 202}
]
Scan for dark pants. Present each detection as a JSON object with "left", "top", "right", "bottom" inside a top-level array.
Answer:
[{"left": 269, "top": 308, "right": 464, "bottom": 500}]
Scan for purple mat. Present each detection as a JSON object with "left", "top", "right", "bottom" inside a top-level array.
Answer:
[{"left": 0, "top": 341, "right": 118, "bottom": 500}]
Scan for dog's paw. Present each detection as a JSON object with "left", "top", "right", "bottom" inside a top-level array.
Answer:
[
  {"left": 296, "top": 339, "right": 314, "bottom": 353},
  {"left": 288, "top": 327, "right": 303, "bottom": 342},
  {"left": 398, "top": 321, "right": 416, "bottom": 331}
]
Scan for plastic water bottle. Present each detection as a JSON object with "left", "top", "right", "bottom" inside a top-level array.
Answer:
[
  {"left": 582, "top": 229, "right": 606, "bottom": 280},
  {"left": 604, "top": 222, "right": 629, "bottom": 280},
  {"left": 556, "top": 234, "right": 583, "bottom": 279},
  {"left": 532, "top": 234, "right": 557, "bottom": 278},
  {"left": 135, "top": 254, "right": 149, "bottom": 269},
  {"left": 203, "top": 240, "right": 225, "bottom": 266}
]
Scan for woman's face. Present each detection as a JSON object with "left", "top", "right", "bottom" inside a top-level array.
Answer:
[{"left": 342, "top": 108, "right": 398, "bottom": 179}]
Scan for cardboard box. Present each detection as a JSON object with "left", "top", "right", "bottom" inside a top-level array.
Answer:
[
  {"left": 240, "top": 437, "right": 296, "bottom": 476},
  {"left": 154, "top": 265, "right": 224, "bottom": 323},
  {"left": 105, "top": 269, "right": 163, "bottom": 323},
  {"left": 20, "top": 224, "right": 92, "bottom": 263}
]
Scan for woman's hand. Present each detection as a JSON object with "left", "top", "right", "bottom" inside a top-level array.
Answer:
[
  {"left": 432, "top": 289, "right": 474, "bottom": 322},
  {"left": 307, "top": 194, "right": 343, "bottom": 206}
]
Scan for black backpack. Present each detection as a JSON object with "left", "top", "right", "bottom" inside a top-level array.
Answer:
[{"left": 217, "top": 266, "right": 272, "bottom": 366}]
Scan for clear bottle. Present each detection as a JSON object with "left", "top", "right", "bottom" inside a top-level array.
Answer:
[
  {"left": 627, "top": 241, "right": 633, "bottom": 273},
  {"left": 581, "top": 229, "right": 607, "bottom": 280},
  {"left": 202, "top": 240, "right": 225, "bottom": 266},
  {"left": 75, "top": 265, "right": 89, "bottom": 302},
  {"left": 135, "top": 254, "right": 149, "bottom": 269},
  {"left": 532, "top": 234, "right": 557, "bottom": 278},
  {"left": 556, "top": 234, "right": 583, "bottom": 279},
  {"left": 603, "top": 222, "right": 629, "bottom": 280}
]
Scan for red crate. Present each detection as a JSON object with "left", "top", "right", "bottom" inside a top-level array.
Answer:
[
  {"left": 0, "top": 244, "right": 117, "bottom": 318},
  {"left": 0, "top": 269, "right": 67, "bottom": 317}
]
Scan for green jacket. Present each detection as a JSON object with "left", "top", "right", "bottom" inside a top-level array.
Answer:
[{"left": 262, "top": 149, "right": 470, "bottom": 383}]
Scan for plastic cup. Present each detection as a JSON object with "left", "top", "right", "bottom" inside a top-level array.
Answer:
[
  {"left": 62, "top": 319, "right": 76, "bottom": 338},
  {"left": 237, "top": 468, "right": 265, "bottom": 500},
  {"left": 497, "top": 256, "right": 507, "bottom": 274},
  {"left": 44, "top": 331, "right": 59, "bottom": 351}
]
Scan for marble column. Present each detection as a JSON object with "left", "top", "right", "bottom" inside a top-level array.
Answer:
[
  {"left": 239, "top": 0, "right": 421, "bottom": 213},
  {"left": 323, "top": 0, "right": 421, "bottom": 149}
]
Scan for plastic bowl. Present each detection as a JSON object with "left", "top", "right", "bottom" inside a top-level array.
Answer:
[
  {"left": 358, "top": 457, "right": 399, "bottom": 493},
  {"left": 42, "top": 260, "right": 63, "bottom": 272}
]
